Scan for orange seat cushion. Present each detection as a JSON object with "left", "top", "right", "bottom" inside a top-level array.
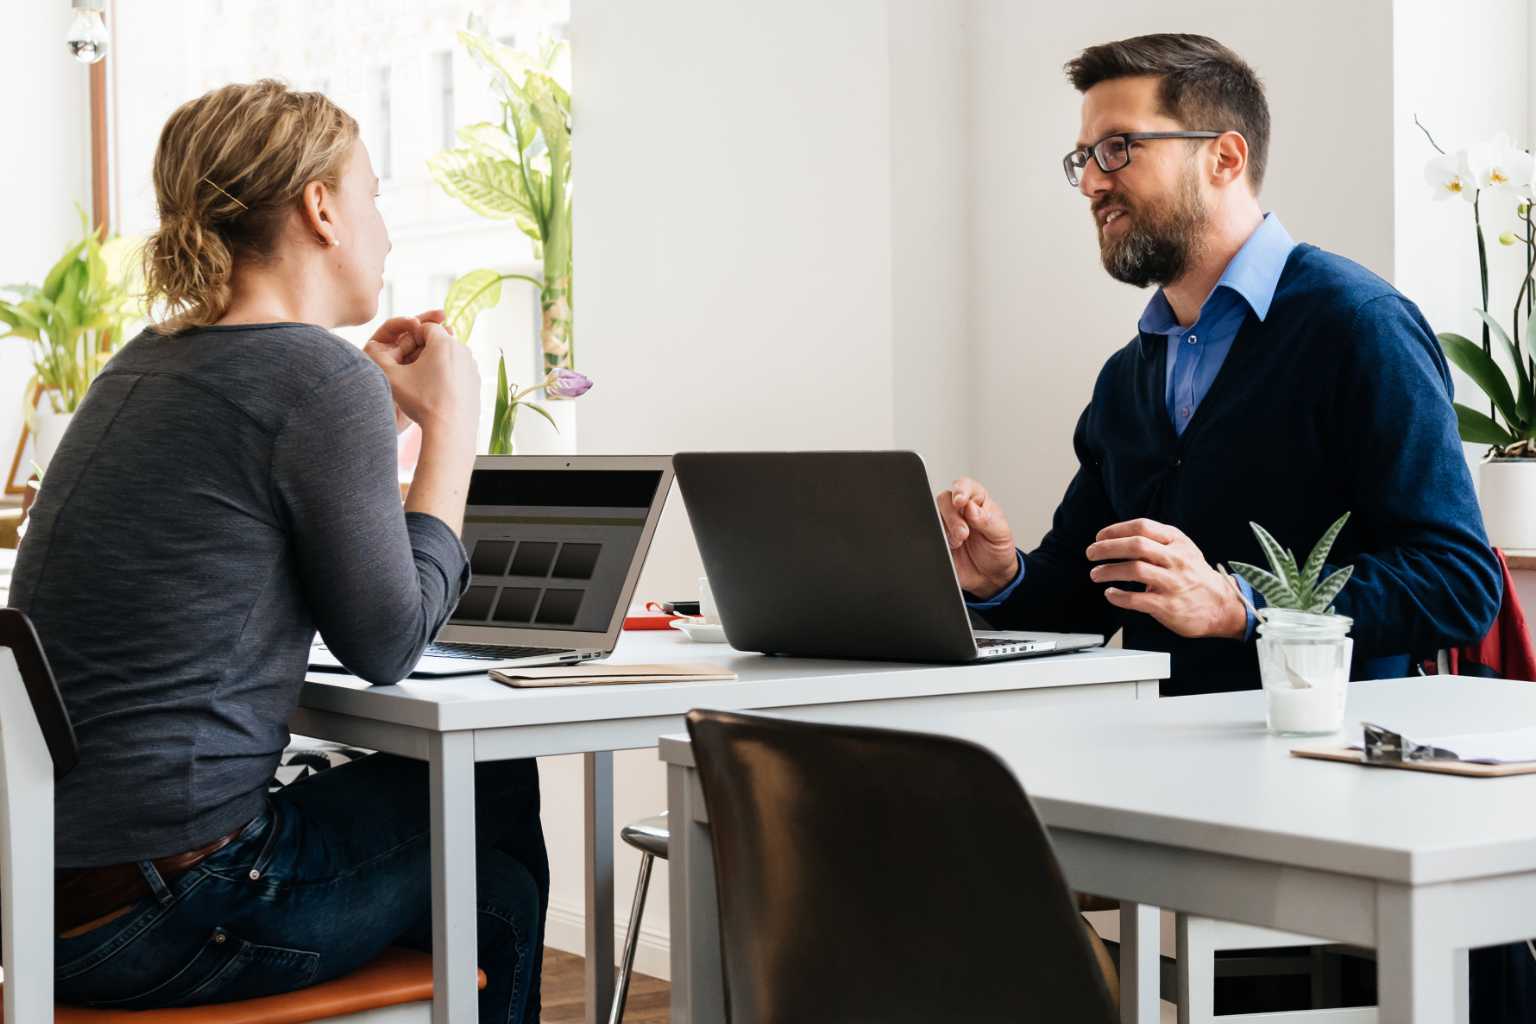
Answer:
[{"left": 13, "top": 947, "right": 486, "bottom": 1024}]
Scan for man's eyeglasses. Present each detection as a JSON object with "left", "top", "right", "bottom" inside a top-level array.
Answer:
[{"left": 1062, "top": 131, "right": 1223, "bottom": 187}]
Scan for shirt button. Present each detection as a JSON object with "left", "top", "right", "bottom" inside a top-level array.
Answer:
[
  {"left": 1181, "top": 406, "right": 1191, "bottom": 417},
  {"left": 1187, "top": 335, "right": 1197, "bottom": 344}
]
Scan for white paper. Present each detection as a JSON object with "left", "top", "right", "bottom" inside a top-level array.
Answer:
[{"left": 1358, "top": 725, "right": 1536, "bottom": 764}]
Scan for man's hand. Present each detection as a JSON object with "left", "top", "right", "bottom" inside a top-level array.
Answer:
[
  {"left": 367, "top": 310, "right": 454, "bottom": 433},
  {"left": 1085, "top": 519, "right": 1246, "bottom": 638},
  {"left": 935, "top": 478, "right": 1020, "bottom": 598}
]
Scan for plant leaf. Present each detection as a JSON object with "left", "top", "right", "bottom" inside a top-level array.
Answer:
[
  {"left": 1440, "top": 331, "right": 1520, "bottom": 429},
  {"left": 1228, "top": 560, "right": 1297, "bottom": 609},
  {"left": 1308, "top": 565, "right": 1354, "bottom": 614},
  {"left": 443, "top": 269, "right": 503, "bottom": 343},
  {"left": 456, "top": 121, "right": 521, "bottom": 162},
  {"left": 1475, "top": 310, "right": 1532, "bottom": 423},
  {"left": 426, "top": 149, "right": 540, "bottom": 237},
  {"left": 519, "top": 399, "right": 559, "bottom": 430},
  {"left": 1454, "top": 402, "right": 1518, "bottom": 446},
  {"left": 1300, "top": 512, "right": 1351, "bottom": 594},
  {"left": 1249, "top": 522, "right": 1303, "bottom": 601},
  {"left": 489, "top": 353, "right": 512, "bottom": 455}
]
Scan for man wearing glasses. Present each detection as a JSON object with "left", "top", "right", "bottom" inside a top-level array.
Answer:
[{"left": 936, "top": 33, "right": 1500, "bottom": 697}]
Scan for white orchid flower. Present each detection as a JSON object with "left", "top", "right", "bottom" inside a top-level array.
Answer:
[
  {"left": 1467, "top": 133, "right": 1534, "bottom": 193},
  {"left": 1425, "top": 150, "right": 1476, "bottom": 202}
]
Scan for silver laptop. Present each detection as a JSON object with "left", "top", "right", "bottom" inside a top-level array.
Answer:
[
  {"left": 309, "top": 455, "right": 674, "bottom": 677},
  {"left": 672, "top": 451, "right": 1103, "bottom": 663}
]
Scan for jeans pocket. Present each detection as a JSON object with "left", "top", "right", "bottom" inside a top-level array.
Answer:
[{"left": 83, "top": 927, "right": 320, "bottom": 1010}]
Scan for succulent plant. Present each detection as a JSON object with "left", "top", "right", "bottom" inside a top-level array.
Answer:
[{"left": 1229, "top": 512, "right": 1354, "bottom": 616}]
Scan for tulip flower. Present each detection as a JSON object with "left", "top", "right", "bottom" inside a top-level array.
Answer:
[{"left": 546, "top": 368, "right": 593, "bottom": 399}]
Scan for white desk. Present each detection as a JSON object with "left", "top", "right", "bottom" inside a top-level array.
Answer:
[
  {"left": 291, "top": 632, "right": 1168, "bottom": 1024},
  {"left": 661, "top": 674, "right": 1536, "bottom": 1024}
]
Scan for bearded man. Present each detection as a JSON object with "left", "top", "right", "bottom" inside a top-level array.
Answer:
[{"left": 936, "top": 33, "right": 1500, "bottom": 696}]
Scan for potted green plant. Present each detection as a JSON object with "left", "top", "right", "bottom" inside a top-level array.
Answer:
[
  {"left": 1228, "top": 513, "right": 1356, "bottom": 735},
  {"left": 429, "top": 23, "right": 580, "bottom": 455},
  {"left": 0, "top": 216, "right": 141, "bottom": 471},
  {"left": 1422, "top": 124, "right": 1536, "bottom": 550}
]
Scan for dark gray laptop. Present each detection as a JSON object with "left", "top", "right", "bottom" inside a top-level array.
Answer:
[{"left": 672, "top": 451, "right": 1104, "bottom": 663}]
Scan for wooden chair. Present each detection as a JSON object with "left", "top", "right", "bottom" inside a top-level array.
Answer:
[{"left": 0, "top": 608, "right": 483, "bottom": 1023}]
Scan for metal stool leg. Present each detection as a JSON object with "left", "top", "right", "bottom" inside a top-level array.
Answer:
[{"left": 608, "top": 851, "right": 655, "bottom": 1024}]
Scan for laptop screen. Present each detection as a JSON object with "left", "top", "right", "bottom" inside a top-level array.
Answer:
[{"left": 449, "top": 469, "right": 666, "bottom": 634}]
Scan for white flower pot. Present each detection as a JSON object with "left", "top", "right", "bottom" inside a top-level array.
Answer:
[
  {"left": 1479, "top": 459, "right": 1536, "bottom": 551},
  {"left": 1256, "top": 609, "right": 1353, "bottom": 736},
  {"left": 514, "top": 396, "right": 578, "bottom": 455},
  {"left": 31, "top": 404, "right": 74, "bottom": 473}
]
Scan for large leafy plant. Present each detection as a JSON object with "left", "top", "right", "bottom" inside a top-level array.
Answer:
[
  {"left": 1228, "top": 513, "right": 1355, "bottom": 617},
  {"left": 1421, "top": 123, "right": 1536, "bottom": 455},
  {"left": 0, "top": 214, "right": 141, "bottom": 414},
  {"left": 429, "top": 24, "right": 575, "bottom": 454}
]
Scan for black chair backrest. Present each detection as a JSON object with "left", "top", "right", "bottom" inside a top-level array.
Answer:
[
  {"left": 0, "top": 609, "right": 79, "bottom": 778},
  {"left": 685, "top": 708, "right": 1117, "bottom": 1024}
]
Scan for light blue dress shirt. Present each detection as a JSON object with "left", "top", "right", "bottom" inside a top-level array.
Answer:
[{"left": 970, "top": 213, "right": 1297, "bottom": 637}]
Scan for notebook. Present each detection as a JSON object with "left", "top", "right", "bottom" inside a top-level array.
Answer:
[{"left": 490, "top": 663, "right": 737, "bottom": 688}]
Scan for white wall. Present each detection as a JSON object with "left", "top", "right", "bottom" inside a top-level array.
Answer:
[
  {"left": 564, "top": 0, "right": 903, "bottom": 975},
  {"left": 0, "top": 5, "right": 93, "bottom": 485},
  {"left": 970, "top": 0, "right": 1397, "bottom": 548}
]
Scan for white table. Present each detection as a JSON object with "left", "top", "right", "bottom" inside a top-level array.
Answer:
[
  {"left": 662, "top": 674, "right": 1536, "bottom": 1024},
  {"left": 291, "top": 631, "right": 1168, "bottom": 1024}
]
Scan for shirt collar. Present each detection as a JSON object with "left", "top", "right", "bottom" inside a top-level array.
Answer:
[{"left": 1136, "top": 213, "right": 1297, "bottom": 354}]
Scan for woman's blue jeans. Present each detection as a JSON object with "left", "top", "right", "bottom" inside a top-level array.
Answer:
[{"left": 54, "top": 753, "right": 549, "bottom": 1024}]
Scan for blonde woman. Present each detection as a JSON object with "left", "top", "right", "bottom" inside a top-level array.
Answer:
[{"left": 10, "top": 81, "right": 547, "bottom": 1022}]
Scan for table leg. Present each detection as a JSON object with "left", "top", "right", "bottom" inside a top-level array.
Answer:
[
  {"left": 430, "top": 732, "right": 479, "bottom": 1024},
  {"left": 1120, "top": 901, "right": 1161, "bottom": 1024},
  {"left": 584, "top": 751, "right": 615, "bottom": 1024},
  {"left": 1375, "top": 882, "right": 1463, "bottom": 1023},
  {"left": 668, "top": 761, "right": 725, "bottom": 1024}
]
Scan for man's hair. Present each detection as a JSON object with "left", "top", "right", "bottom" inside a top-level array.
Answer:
[{"left": 1064, "top": 33, "right": 1270, "bottom": 192}]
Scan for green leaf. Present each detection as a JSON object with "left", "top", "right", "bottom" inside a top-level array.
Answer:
[
  {"left": 518, "top": 399, "right": 559, "bottom": 431},
  {"left": 1440, "top": 332, "right": 1520, "bottom": 429},
  {"left": 443, "top": 269, "right": 503, "bottom": 343},
  {"left": 1228, "top": 560, "right": 1296, "bottom": 609},
  {"left": 489, "top": 354, "right": 512, "bottom": 455},
  {"left": 1249, "top": 521, "right": 1303, "bottom": 601},
  {"left": 456, "top": 121, "right": 521, "bottom": 162},
  {"left": 1300, "top": 512, "right": 1350, "bottom": 594},
  {"left": 426, "top": 149, "right": 540, "bottom": 238},
  {"left": 41, "top": 240, "right": 85, "bottom": 303},
  {"left": 1308, "top": 565, "right": 1354, "bottom": 614},
  {"left": 1475, "top": 311, "right": 1532, "bottom": 423},
  {"left": 1454, "top": 402, "right": 1518, "bottom": 446}
]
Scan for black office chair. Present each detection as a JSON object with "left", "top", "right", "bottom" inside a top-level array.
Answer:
[{"left": 685, "top": 708, "right": 1119, "bottom": 1024}]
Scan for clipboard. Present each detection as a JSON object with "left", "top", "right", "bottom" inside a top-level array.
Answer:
[
  {"left": 491, "top": 663, "right": 737, "bottom": 688},
  {"left": 1290, "top": 745, "right": 1536, "bottom": 778}
]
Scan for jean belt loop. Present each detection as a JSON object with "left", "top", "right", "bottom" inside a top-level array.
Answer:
[{"left": 137, "top": 860, "right": 176, "bottom": 908}]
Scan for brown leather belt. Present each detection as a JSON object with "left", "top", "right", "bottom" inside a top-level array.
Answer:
[{"left": 55, "top": 820, "right": 251, "bottom": 935}]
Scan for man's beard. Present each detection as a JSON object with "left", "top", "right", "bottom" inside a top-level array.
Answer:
[{"left": 1097, "top": 173, "right": 1207, "bottom": 288}]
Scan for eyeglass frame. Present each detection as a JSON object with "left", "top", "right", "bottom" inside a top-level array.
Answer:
[{"left": 1062, "top": 131, "right": 1225, "bottom": 187}]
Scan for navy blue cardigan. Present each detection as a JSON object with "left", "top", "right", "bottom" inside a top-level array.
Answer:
[{"left": 980, "top": 244, "right": 1502, "bottom": 696}]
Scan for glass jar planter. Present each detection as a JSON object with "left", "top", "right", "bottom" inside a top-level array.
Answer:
[{"left": 1256, "top": 608, "right": 1353, "bottom": 736}]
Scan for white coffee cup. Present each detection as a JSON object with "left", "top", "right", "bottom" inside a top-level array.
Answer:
[{"left": 699, "top": 575, "right": 719, "bottom": 624}]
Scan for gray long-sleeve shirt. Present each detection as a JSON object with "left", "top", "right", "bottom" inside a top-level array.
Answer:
[{"left": 8, "top": 323, "right": 469, "bottom": 867}]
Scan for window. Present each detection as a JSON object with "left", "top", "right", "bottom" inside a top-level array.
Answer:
[
  {"left": 437, "top": 51, "right": 456, "bottom": 153},
  {"left": 372, "top": 65, "right": 394, "bottom": 181},
  {"left": 109, "top": 0, "right": 569, "bottom": 390}
]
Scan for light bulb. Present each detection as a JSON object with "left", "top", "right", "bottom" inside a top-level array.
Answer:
[{"left": 66, "top": 0, "right": 109, "bottom": 64}]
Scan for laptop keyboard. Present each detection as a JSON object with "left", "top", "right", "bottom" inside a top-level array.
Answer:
[{"left": 423, "top": 642, "right": 568, "bottom": 661}]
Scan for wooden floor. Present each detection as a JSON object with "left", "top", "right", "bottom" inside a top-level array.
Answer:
[
  {"left": 542, "top": 948, "right": 670, "bottom": 1024},
  {"left": 538, "top": 947, "right": 1177, "bottom": 1023}
]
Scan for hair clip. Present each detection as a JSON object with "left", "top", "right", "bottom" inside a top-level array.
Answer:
[{"left": 200, "top": 175, "right": 248, "bottom": 211}]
